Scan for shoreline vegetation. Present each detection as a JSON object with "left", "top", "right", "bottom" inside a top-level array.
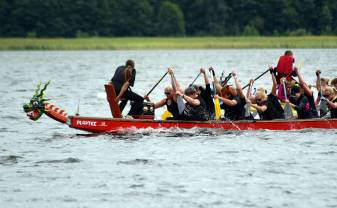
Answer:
[{"left": 0, "top": 36, "right": 337, "bottom": 50}]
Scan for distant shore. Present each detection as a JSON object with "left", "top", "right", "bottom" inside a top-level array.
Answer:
[{"left": 0, "top": 36, "right": 336, "bottom": 50}]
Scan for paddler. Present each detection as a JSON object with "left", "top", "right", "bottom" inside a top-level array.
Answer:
[
  {"left": 315, "top": 70, "right": 330, "bottom": 117},
  {"left": 286, "top": 67, "right": 318, "bottom": 119},
  {"left": 321, "top": 86, "right": 337, "bottom": 118},
  {"left": 176, "top": 86, "right": 208, "bottom": 121},
  {"left": 214, "top": 71, "right": 246, "bottom": 120},
  {"left": 109, "top": 60, "right": 144, "bottom": 116},
  {"left": 275, "top": 50, "right": 296, "bottom": 84},
  {"left": 248, "top": 67, "right": 285, "bottom": 120},
  {"left": 152, "top": 68, "right": 184, "bottom": 120},
  {"left": 192, "top": 68, "right": 215, "bottom": 120}
]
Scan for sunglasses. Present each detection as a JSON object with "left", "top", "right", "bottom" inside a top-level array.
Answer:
[
  {"left": 323, "top": 94, "right": 330, "bottom": 98},
  {"left": 164, "top": 92, "right": 170, "bottom": 95}
]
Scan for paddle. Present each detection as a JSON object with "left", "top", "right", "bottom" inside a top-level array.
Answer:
[
  {"left": 209, "top": 68, "right": 221, "bottom": 120},
  {"left": 171, "top": 73, "right": 185, "bottom": 114},
  {"left": 244, "top": 81, "right": 253, "bottom": 118},
  {"left": 145, "top": 72, "right": 168, "bottom": 97},
  {"left": 242, "top": 69, "right": 270, "bottom": 90},
  {"left": 282, "top": 81, "right": 294, "bottom": 119},
  {"left": 317, "top": 71, "right": 328, "bottom": 117},
  {"left": 189, "top": 72, "right": 202, "bottom": 87}
]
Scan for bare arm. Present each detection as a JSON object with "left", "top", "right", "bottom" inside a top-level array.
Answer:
[
  {"left": 200, "top": 68, "right": 210, "bottom": 85},
  {"left": 316, "top": 69, "right": 321, "bottom": 92},
  {"left": 115, "top": 81, "right": 129, "bottom": 102},
  {"left": 295, "top": 67, "right": 313, "bottom": 96},
  {"left": 209, "top": 67, "right": 222, "bottom": 94},
  {"left": 270, "top": 68, "right": 277, "bottom": 96},
  {"left": 214, "top": 95, "right": 237, "bottom": 106},
  {"left": 154, "top": 98, "right": 166, "bottom": 109},
  {"left": 251, "top": 103, "right": 267, "bottom": 112},
  {"left": 232, "top": 71, "right": 245, "bottom": 99},
  {"left": 246, "top": 79, "right": 253, "bottom": 99},
  {"left": 176, "top": 91, "right": 200, "bottom": 106}
]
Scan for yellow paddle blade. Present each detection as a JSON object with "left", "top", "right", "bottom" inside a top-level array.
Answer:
[
  {"left": 161, "top": 110, "right": 172, "bottom": 120},
  {"left": 281, "top": 102, "right": 298, "bottom": 118},
  {"left": 214, "top": 98, "right": 221, "bottom": 120},
  {"left": 250, "top": 106, "right": 257, "bottom": 113}
]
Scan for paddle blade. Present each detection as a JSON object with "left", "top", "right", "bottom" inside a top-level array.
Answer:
[
  {"left": 176, "top": 96, "right": 185, "bottom": 114},
  {"left": 214, "top": 98, "right": 221, "bottom": 120},
  {"left": 244, "top": 103, "right": 251, "bottom": 118},
  {"left": 283, "top": 103, "right": 294, "bottom": 119},
  {"left": 319, "top": 99, "right": 329, "bottom": 117},
  {"left": 161, "top": 110, "right": 173, "bottom": 120}
]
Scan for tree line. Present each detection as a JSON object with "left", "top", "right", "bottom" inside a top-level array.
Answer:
[{"left": 0, "top": 0, "right": 336, "bottom": 37}]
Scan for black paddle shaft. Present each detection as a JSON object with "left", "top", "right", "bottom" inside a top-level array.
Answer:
[
  {"left": 242, "top": 69, "right": 270, "bottom": 90},
  {"left": 189, "top": 72, "right": 202, "bottom": 86},
  {"left": 146, "top": 72, "right": 168, "bottom": 97}
]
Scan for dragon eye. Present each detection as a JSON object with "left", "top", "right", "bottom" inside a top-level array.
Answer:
[{"left": 32, "top": 101, "right": 39, "bottom": 108}]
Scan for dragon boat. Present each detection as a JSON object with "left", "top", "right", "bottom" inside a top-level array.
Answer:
[{"left": 24, "top": 82, "right": 337, "bottom": 133}]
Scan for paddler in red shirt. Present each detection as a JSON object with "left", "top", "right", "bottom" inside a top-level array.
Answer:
[{"left": 275, "top": 50, "right": 296, "bottom": 84}]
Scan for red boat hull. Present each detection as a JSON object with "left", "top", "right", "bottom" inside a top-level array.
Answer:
[{"left": 68, "top": 116, "right": 337, "bottom": 133}]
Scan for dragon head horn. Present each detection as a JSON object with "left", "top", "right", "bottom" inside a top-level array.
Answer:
[{"left": 37, "top": 80, "right": 51, "bottom": 99}]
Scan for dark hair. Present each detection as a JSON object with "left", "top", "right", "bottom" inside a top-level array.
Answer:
[
  {"left": 125, "top": 60, "right": 135, "bottom": 68},
  {"left": 284, "top": 50, "right": 293, "bottom": 56},
  {"left": 185, "top": 86, "right": 197, "bottom": 96},
  {"left": 291, "top": 85, "right": 300, "bottom": 94}
]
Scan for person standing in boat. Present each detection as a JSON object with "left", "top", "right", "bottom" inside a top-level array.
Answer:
[
  {"left": 275, "top": 50, "right": 296, "bottom": 84},
  {"left": 214, "top": 71, "right": 246, "bottom": 120},
  {"left": 176, "top": 86, "right": 208, "bottom": 121},
  {"left": 248, "top": 67, "right": 285, "bottom": 120},
  {"left": 321, "top": 86, "right": 337, "bottom": 118},
  {"left": 109, "top": 59, "right": 144, "bottom": 116},
  {"left": 286, "top": 67, "right": 318, "bottom": 119},
  {"left": 193, "top": 68, "right": 215, "bottom": 120}
]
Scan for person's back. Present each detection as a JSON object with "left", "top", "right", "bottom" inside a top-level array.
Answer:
[
  {"left": 259, "top": 94, "right": 284, "bottom": 120},
  {"left": 221, "top": 94, "right": 246, "bottom": 120},
  {"left": 276, "top": 50, "right": 295, "bottom": 83},
  {"left": 108, "top": 60, "right": 143, "bottom": 116}
]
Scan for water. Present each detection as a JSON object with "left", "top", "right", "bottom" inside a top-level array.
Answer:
[{"left": 1, "top": 49, "right": 337, "bottom": 208}]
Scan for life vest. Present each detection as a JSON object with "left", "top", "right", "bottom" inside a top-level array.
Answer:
[
  {"left": 166, "top": 98, "right": 180, "bottom": 118},
  {"left": 221, "top": 95, "right": 246, "bottom": 120},
  {"left": 44, "top": 103, "right": 68, "bottom": 123},
  {"left": 258, "top": 94, "right": 285, "bottom": 120},
  {"left": 182, "top": 97, "right": 207, "bottom": 121},
  {"left": 276, "top": 55, "right": 294, "bottom": 75}
]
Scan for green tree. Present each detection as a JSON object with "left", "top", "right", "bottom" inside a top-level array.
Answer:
[{"left": 157, "top": 1, "right": 185, "bottom": 36}]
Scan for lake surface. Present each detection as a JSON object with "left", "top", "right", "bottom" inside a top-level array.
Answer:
[{"left": 1, "top": 49, "right": 337, "bottom": 208}]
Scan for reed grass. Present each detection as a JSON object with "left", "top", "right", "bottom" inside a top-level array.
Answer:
[{"left": 0, "top": 36, "right": 336, "bottom": 50}]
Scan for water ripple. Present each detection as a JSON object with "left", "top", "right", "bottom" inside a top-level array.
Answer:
[
  {"left": 35, "top": 157, "right": 81, "bottom": 164},
  {"left": 0, "top": 155, "right": 22, "bottom": 165},
  {"left": 117, "top": 159, "right": 153, "bottom": 165}
]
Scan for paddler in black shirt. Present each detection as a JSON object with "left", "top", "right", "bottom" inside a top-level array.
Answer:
[
  {"left": 249, "top": 67, "right": 285, "bottom": 120},
  {"left": 176, "top": 86, "right": 208, "bottom": 121},
  {"left": 287, "top": 67, "right": 318, "bottom": 119},
  {"left": 193, "top": 68, "right": 215, "bottom": 120},
  {"left": 109, "top": 60, "right": 144, "bottom": 116},
  {"left": 214, "top": 71, "right": 246, "bottom": 120}
]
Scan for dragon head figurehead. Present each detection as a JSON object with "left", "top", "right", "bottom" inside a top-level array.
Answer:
[{"left": 23, "top": 81, "right": 50, "bottom": 121}]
